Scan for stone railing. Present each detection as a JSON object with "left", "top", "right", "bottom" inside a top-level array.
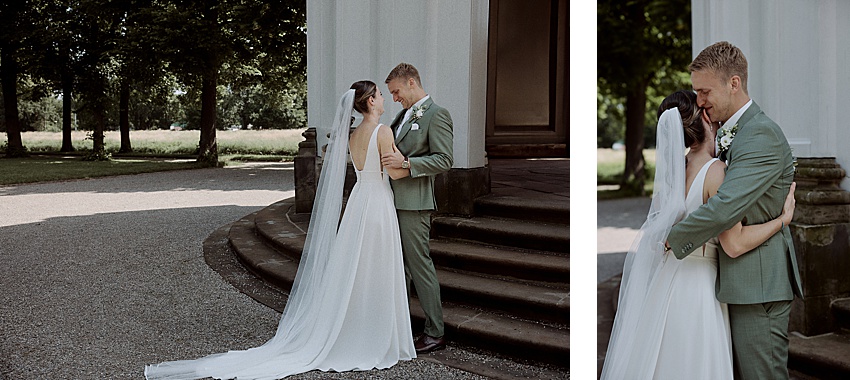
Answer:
[{"left": 790, "top": 157, "right": 850, "bottom": 335}]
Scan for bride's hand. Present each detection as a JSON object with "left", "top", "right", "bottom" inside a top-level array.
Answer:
[{"left": 779, "top": 182, "right": 797, "bottom": 226}]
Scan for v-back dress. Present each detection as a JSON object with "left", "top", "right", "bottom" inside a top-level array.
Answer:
[{"left": 145, "top": 124, "right": 415, "bottom": 379}]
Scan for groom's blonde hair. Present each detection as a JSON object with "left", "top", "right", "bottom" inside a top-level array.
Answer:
[
  {"left": 689, "top": 41, "right": 749, "bottom": 93},
  {"left": 385, "top": 63, "right": 422, "bottom": 88}
]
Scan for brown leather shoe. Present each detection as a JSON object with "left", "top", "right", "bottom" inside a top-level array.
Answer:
[{"left": 414, "top": 334, "right": 447, "bottom": 354}]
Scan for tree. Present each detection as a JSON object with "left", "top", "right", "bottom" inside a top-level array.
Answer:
[
  {"left": 0, "top": 0, "right": 37, "bottom": 157},
  {"left": 134, "top": 0, "right": 306, "bottom": 166},
  {"left": 597, "top": 0, "right": 692, "bottom": 194},
  {"left": 35, "top": 0, "right": 84, "bottom": 152}
]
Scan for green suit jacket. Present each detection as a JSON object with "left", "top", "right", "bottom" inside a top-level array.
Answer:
[
  {"left": 667, "top": 101, "right": 803, "bottom": 304},
  {"left": 389, "top": 98, "right": 454, "bottom": 210}
]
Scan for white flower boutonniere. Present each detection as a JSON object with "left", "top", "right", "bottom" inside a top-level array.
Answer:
[
  {"left": 410, "top": 104, "right": 428, "bottom": 122},
  {"left": 717, "top": 123, "right": 738, "bottom": 158}
]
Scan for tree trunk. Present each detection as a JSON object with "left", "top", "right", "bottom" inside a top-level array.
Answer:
[
  {"left": 1, "top": 46, "right": 26, "bottom": 157},
  {"left": 197, "top": 68, "right": 219, "bottom": 166},
  {"left": 119, "top": 80, "right": 132, "bottom": 153},
  {"left": 61, "top": 68, "right": 75, "bottom": 152},
  {"left": 620, "top": 79, "right": 649, "bottom": 195},
  {"left": 92, "top": 105, "right": 105, "bottom": 153}
]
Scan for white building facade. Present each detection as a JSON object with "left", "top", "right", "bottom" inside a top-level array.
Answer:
[
  {"left": 306, "top": 0, "right": 490, "bottom": 169},
  {"left": 692, "top": 0, "right": 850, "bottom": 190}
]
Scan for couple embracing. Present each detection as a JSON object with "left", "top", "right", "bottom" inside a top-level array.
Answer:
[
  {"left": 602, "top": 41, "right": 804, "bottom": 379},
  {"left": 145, "top": 63, "right": 453, "bottom": 379}
]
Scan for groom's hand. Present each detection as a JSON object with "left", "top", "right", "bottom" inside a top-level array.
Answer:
[{"left": 381, "top": 145, "right": 405, "bottom": 169}]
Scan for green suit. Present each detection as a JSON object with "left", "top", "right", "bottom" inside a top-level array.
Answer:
[
  {"left": 667, "top": 101, "right": 803, "bottom": 380},
  {"left": 389, "top": 97, "right": 453, "bottom": 338}
]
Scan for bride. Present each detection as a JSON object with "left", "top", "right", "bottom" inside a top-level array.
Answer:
[
  {"left": 145, "top": 81, "right": 416, "bottom": 379},
  {"left": 600, "top": 90, "right": 796, "bottom": 379}
]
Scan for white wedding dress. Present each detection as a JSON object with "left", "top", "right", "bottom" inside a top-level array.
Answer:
[
  {"left": 145, "top": 124, "right": 415, "bottom": 379},
  {"left": 646, "top": 158, "right": 733, "bottom": 379},
  {"left": 602, "top": 109, "right": 734, "bottom": 379}
]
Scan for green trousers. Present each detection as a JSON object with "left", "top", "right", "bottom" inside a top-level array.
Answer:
[
  {"left": 728, "top": 301, "right": 791, "bottom": 380},
  {"left": 397, "top": 209, "right": 444, "bottom": 338}
]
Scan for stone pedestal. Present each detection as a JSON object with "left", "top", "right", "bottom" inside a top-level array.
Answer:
[
  {"left": 435, "top": 166, "right": 491, "bottom": 216},
  {"left": 294, "top": 128, "right": 319, "bottom": 213},
  {"left": 790, "top": 157, "right": 850, "bottom": 335}
]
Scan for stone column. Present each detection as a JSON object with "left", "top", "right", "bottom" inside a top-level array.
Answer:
[{"left": 789, "top": 157, "right": 850, "bottom": 335}]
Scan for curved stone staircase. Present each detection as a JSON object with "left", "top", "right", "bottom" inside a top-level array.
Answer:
[{"left": 225, "top": 190, "right": 569, "bottom": 368}]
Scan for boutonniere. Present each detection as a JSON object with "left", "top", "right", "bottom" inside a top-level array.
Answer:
[
  {"left": 410, "top": 104, "right": 428, "bottom": 122},
  {"left": 717, "top": 123, "right": 738, "bottom": 158}
]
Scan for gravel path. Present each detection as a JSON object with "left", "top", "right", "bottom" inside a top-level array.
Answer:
[{"left": 0, "top": 163, "right": 495, "bottom": 379}]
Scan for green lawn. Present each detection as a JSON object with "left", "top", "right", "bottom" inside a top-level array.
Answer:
[
  {"left": 0, "top": 129, "right": 306, "bottom": 186},
  {"left": 597, "top": 148, "right": 657, "bottom": 199},
  {"left": 0, "top": 156, "right": 206, "bottom": 186},
  {"left": 3, "top": 129, "right": 306, "bottom": 156}
]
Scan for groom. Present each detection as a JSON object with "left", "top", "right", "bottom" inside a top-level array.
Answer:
[
  {"left": 665, "top": 41, "right": 803, "bottom": 379},
  {"left": 381, "top": 63, "right": 454, "bottom": 353}
]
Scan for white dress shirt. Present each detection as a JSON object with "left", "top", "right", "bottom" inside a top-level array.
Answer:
[
  {"left": 716, "top": 99, "right": 753, "bottom": 156},
  {"left": 396, "top": 95, "right": 430, "bottom": 138}
]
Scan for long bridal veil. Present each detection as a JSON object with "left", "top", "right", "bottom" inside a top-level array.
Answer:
[
  {"left": 600, "top": 107, "right": 688, "bottom": 379},
  {"left": 145, "top": 90, "right": 357, "bottom": 380}
]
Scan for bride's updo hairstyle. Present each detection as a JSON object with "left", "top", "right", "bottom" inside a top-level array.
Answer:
[
  {"left": 658, "top": 90, "right": 703, "bottom": 147},
  {"left": 350, "top": 80, "right": 377, "bottom": 114}
]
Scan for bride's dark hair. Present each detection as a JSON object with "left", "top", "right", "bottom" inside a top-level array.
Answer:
[
  {"left": 657, "top": 90, "right": 704, "bottom": 147},
  {"left": 350, "top": 80, "right": 377, "bottom": 114}
]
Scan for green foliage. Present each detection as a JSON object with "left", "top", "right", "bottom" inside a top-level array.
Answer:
[
  {"left": 0, "top": 79, "right": 64, "bottom": 132},
  {"left": 3, "top": 0, "right": 308, "bottom": 164},
  {"left": 597, "top": 0, "right": 694, "bottom": 148}
]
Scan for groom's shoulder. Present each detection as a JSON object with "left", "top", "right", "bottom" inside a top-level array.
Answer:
[{"left": 427, "top": 99, "right": 447, "bottom": 112}]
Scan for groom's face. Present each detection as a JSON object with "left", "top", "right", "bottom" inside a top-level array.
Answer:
[
  {"left": 692, "top": 69, "right": 733, "bottom": 124},
  {"left": 387, "top": 77, "right": 416, "bottom": 109}
]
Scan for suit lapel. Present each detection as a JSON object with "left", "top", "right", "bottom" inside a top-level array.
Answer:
[
  {"left": 736, "top": 101, "right": 761, "bottom": 132},
  {"left": 395, "top": 98, "right": 434, "bottom": 144},
  {"left": 723, "top": 101, "right": 761, "bottom": 163},
  {"left": 390, "top": 109, "right": 405, "bottom": 129}
]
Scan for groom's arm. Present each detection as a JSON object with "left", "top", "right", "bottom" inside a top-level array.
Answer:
[
  {"left": 408, "top": 107, "right": 454, "bottom": 178},
  {"left": 667, "top": 121, "right": 785, "bottom": 259}
]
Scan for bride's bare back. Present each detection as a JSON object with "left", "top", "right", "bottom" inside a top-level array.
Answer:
[{"left": 349, "top": 123, "right": 405, "bottom": 178}]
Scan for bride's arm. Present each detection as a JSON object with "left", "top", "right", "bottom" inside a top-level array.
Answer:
[
  {"left": 706, "top": 161, "right": 796, "bottom": 257},
  {"left": 718, "top": 184, "right": 794, "bottom": 258},
  {"left": 377, "top": 126, "right": 409, "bottom": 179}
]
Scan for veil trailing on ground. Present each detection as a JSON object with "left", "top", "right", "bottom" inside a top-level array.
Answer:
[
  {"left": 600, "top": 107, "right": 687, "bottom": 379},
  {"left": 144, "top": 90, "right": 357, "bottom": 380}
]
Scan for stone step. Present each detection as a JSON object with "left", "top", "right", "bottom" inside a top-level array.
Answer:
[
  {"left": 474, "top": 193, "right": 568, "bottom": 225},
  {"left": 228, "top": 215, "right": 299, "bottom": 291},
  {"left": 430, "top": 239, "right": 569, "bottom": 285},
  {"left": 432, "top": 215, "right": 569, "bottom": 254},
  {"left": 435, "top": 268, "right": 568, "bottom": 325},
  {"left": 789, "top": 331, "right": 850, "bottom": 379},
  {"left": 833, "top": 298, "right": 850, "bottom": 331},
  {"left": 242, "top": 211, "right": 569, "bottom": 325},
  {"left": 408, "top": 298, "right": 568, "bottom": 367},
  {"left": 229, "top": 205, "right": 569, "bottom": 368}
]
